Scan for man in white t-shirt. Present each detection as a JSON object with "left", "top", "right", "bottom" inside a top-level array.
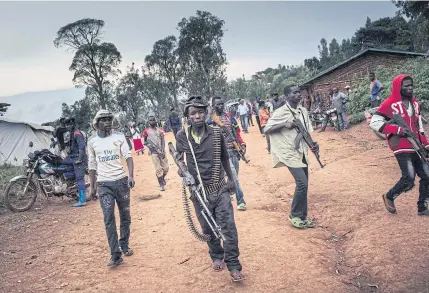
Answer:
[
  {"left": 88, "top": 109, "right": 135, "bottom": 267},
  {"left": 237, "top": 99, "right": 249, "bottom": 133}
]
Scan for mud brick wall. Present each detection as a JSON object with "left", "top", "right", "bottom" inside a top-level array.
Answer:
[{"left": 301, "top": 52, "right": 414, "bottom": 105}]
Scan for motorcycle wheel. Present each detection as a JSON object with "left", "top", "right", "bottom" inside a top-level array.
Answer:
[
  {"left": 4, "top": 178, "right": 38, "bottom": 212},
  {"left": 373, "top": 129, "right": 386, "bottom": 140}
]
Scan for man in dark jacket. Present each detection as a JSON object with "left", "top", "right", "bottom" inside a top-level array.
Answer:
[{"left": 169, "top": 107, "right": 182, "bottom": 137}]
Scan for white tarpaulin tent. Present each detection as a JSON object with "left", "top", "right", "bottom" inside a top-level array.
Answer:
[{"left": 0, "top": 117, "right": 54, "bottom": 166}]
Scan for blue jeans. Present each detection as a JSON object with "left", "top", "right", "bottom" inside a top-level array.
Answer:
[
  {"left": 239, "top": 114, "right": 248, "bottom": 132},
  {"left": 62, "top": 155, "right": 87, "bottom": 190},
  {"left": 228, "top": 150, "right": 245, "bottom": 205}
]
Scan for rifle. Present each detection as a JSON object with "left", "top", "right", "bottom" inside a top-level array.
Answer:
[
  {"left": 390, "top": 114, "right": 429, "bottom": 166},
  {"left": 210, "top": 113, "right": 250, "bottom": 163},
  {"left": 293, "top": 118, "right": 325, "bottom": 168},
  {"left": 145, "top": 138, "right": 164, "bottom": 156},
  {"left": 168, "top": 142, "right": 225, "bottom": 241}
]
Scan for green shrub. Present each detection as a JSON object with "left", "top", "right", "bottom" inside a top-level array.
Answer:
[
  {"left": 348, "top": 57, "right": 429, "bottom": 115},
  {"left": 349, "top": 111, "right": 367, "bottom": 125}
]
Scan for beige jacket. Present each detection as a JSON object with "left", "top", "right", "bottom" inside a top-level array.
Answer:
[{"left": 264, "top": 103, "right": 313, "bottom": 168}]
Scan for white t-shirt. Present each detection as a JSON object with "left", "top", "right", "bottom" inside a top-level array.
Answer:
[
  {"left": 237, "top": 104, "right": 249, "bottom": 115},
  {"left": 88, "top": 131, "right": 132, "bottom": 182},
  {"left": 130, "top": 127, "right": 141, "bottom": 139}
]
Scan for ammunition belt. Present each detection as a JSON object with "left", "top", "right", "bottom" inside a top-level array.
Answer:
[
  {"left": 203, "top": 177, "right": 226, "bottom": 196},
  {"left": 210, "top": 126, "right": 222, "bottom": 184}
]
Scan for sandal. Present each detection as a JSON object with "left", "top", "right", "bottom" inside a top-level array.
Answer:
[
  {"left": 230, "top": 270, "right": 246, "bottom": 282},
  {"left": 212, "top": 259, "right": 225, "bottom": 272},
  {"left": 382, "top": 194, "right": 397, "bottom": 214},
  {"left": 303, "top": 218, "right": 317, "bottom": 228},
  {"left": 288, "top": 216, "right": 306, "bottom": 229},
  {"left": 121, "top": 248, "right": 134, "bottom": 256}
]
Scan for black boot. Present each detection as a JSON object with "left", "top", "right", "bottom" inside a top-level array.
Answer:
[{"left": 157, "top": 176, "right": 165, "bottom": 191}]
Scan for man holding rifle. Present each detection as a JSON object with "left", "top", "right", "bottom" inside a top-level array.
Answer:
[
  {"left": 370, "top": 74, "right": 429, "bottom": 215},
  {"left": 143, "top": 115, "right": 169, "bottom": 191},
  {"left": 207, "top": 96, "right": 247, "bottom": 211},
  {"left": 264, "top": 85, "right": 319, "bottom": 229},
  {"left": 175, "top": 96, "right": 245, "bottom": 282}
]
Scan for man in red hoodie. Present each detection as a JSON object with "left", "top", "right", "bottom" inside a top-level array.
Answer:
[{"left": 370, "top": 74, "right": 429, "bottom": 215}]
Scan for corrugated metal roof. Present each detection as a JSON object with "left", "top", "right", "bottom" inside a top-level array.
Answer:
[
  {"left": 301, "top": 48, "right": 426, "bottom": 87},
  {"left": 0, "top": 117, "right": 54, "bottom": 132}
]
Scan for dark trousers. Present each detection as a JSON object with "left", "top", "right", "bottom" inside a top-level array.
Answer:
[
  {"left": 261, "top": 126, "right": 271, "bottom": 152},
  {"left": 172, "top": 126, "right": 181, "bottom": 138},
  {"left": 192, "top": 187, "right": 242, "bottom": 272},
  {"left": 248, "top": 113, "right": 254, "bottom": 126},
  {"left": 371, "top": 100, "right": 381, "bottom": 108},
  {"left": 255, "top": 115, "right": 263, "bottom": 134},
  {"left": 386, "top": 153, "right": 429, "bottom": 212},
  {"left": 98, "top": 177, "right": 131, "bottom": 255},
  {"left": 287, "top": 158, "right": 309, "bottom": 220}
]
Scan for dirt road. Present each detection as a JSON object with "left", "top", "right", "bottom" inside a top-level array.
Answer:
[{"left": 2, "top": 123, "right": 429, "bottom": 293}]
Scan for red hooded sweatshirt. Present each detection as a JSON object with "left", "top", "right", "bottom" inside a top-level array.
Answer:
[{"left": 376, "top": 74, "right": 429, "bottom": 155}]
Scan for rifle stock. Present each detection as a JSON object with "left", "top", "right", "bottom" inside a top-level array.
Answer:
[{"left": 210, "top": 113, "right": 250, "bottom": 163}]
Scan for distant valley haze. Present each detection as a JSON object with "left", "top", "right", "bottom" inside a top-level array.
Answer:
[{"left": 0, "top": 1, "right": 398, "bottom": 124}]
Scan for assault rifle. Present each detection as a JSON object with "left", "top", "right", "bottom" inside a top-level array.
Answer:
[
  {"left": 390, "top": 114, "right": 429, "bottom": 166},
  {"left": 293, "top": 118, "right": 325, "bottom": 168},
  {"left": 168, "top": 142, "right": 225, "bottom": 241},
  {"left": 210, "top": 113, "right": 250, "bottom": 163},
  {"left": 145, "top": 138, "right": 164, "bottom": 156}
]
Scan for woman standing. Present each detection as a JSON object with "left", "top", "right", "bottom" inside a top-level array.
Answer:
[{"left": 130, "top": 122, "right": 144, "bottom": 155}]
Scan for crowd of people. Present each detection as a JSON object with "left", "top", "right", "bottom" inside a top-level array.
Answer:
[{"left": 48, "top": 71, "right": 429, "bottom": 283}]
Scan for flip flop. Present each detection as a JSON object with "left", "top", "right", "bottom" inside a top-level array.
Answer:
[
  {"left": 288, "top": 216, "right": 306, "bottom": 229},
  {"left": 303, "top": 218, "right": 317, "bottom": 228},
  {"left": 230, "top": 270, "right": 246, "bottom": 282}
]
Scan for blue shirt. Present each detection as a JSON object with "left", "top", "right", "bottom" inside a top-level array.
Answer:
[{"left": 370, "top": 80, "right": 382, "bottom": 102}]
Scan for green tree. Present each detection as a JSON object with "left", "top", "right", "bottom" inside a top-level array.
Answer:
[
  {"left": 54, "top": 18, "right": 122, "bottom": 109},
  {"left": 115, "top": 63, "right": 146, "bottom": 122},
  {"left": 177, "top": 10, "right": 227, "bottom": 97},
  {"left": 394, "top": 1, "right": 429, "bottom": 19},
  {"left": 145, "top": 36, "right": 182, "bottom": 108}
]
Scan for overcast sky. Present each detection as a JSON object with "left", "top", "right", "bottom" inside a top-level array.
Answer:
[{"left": 0, "top": 1, "right": 398, "bottom": 97}]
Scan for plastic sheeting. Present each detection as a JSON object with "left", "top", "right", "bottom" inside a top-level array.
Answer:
[{"left": 0, "top": 118, "right": 54, "bottom": 166}]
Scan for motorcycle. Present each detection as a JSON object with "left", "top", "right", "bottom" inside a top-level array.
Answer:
[
  {"left": 4, "top": 142, "right": 90, "bottom": 212},
  {"left": 324, "top": 108, "right": 340, "bottom": 131},
  {"left": 310, "top": 108, "right": 324, "bottom": 129}
]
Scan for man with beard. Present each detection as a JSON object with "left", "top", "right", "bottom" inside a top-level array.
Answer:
[
  {"left": 143, "top": 115, "right": 169, "bottom": 191},
  {"left": 264, "top": 85, "right": 319, "bottom": 229},
  {"left": 370, "top": 74, "right": 429, "bottom": 215},
  {"left": 88, "top": 110, "right": 135, "bottom": 267},
  {"left": 175, "top": 96, "right": 246, "bottom": 282},
  {"left": 207, "top": 96, "right": 247, "bottom": 211}
]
